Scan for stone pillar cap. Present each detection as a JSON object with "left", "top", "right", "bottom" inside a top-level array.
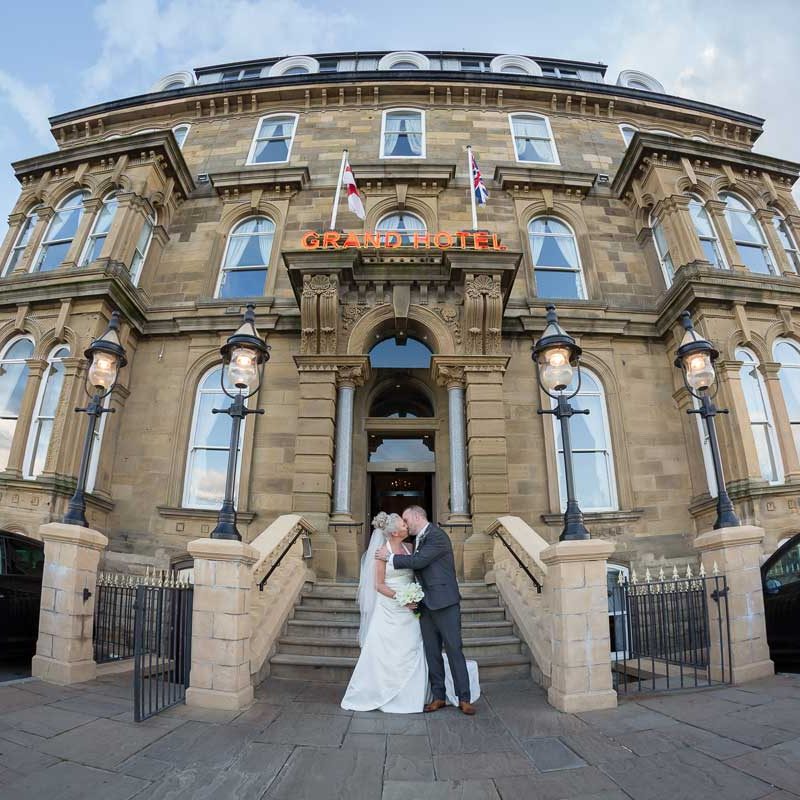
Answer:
[
  {"left": 188, "top": 537, "right": 259, "bottom": 565},
  {"left": 540, "top": 538, "right": 615, "bottom": 565},
  {"left": 38, "top": 522, "right": 108, "bottom": 551},
  {"left": 694, "top": 524, "right": 765, "bottom": 552}
]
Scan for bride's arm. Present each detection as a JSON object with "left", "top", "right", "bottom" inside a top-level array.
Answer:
[{"left": 374, "top": 558, "right": 396, "bottom": 600}]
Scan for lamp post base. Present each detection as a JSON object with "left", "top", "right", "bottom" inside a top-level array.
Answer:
[
  {"left": 560, "top": 500, "right": 591, "bottom": 542},
  {"left": 210, "top": 501, "right": 241, "bottom": 541}
]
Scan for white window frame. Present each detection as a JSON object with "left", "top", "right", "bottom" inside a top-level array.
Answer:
[
  {"left": 31, "top": 190, "right": 88, "bottom": 273},
  {"left": 720, "top": 192, "right": 778, "bottom": 276},
  {"left": 736, "top": 346, "right": 784, "bottom": 485},
  {"left": 0, "top": 335, "right": 34, "bottom": 471},
  {"left": 687, "top": 194, "right": 728, "bottom": 270},
  {"left": 269, "top": 56, "right": 319, "bottom": 76},
  {"left": 86, "top": 392, "right": 110, "bottom": 494},
  {"left": 376, "top": 211, "right": 427, "bottom": 246},
  {"left": 692, "top": 396, "right": 719, "bottom": 498},
  {"left": 129, "top": 205, "right": 156, "bottom": 287},
  {"left": 508, "top": 113, "right": 560, "bottom": 165},
  {"left": 552, "top": 368, "right": 619, "bottom": 513},
  {"left": 528, "top": 216, "right": 586, "bottom": 300},
  {"left": 214, "top": 215, "right": 276, "bottom": 299},
  {"left": 774, "top": 338, "right": 800, "bottom": 460},
  {"left": 172, "top": 124, "right": 190, "bottom": 149},
  {"left": 23, "top": 344, "right": 69, "bottom": 480},
  {"left": 772, "top": 212, "right": 800, "bottom": 273},
  {"left": 2, "top": 204, "right": 41, "bottom": 277},
  {"left": 379, "top": 108, "right": 426, "bottom": 159},
  {"left": 619, "top": 124, "right": 638, "bottom": 146},
  {"left": 182, "top": 366, "right": 246, "bottom": 509},
  {"left": 649, "top": 210, "right": 675, "bottom": 287},
  {"left": 246, "top": 113, "right": 298, "bottom": 166},
  {"left": 490, "top": 54, "right": 542, "bottom": 76},
  {"left": 79, "top": 191, "right": 119, "bottom": 267},
  {"left": 378, "top": 52, "right": 430, "bottom": 71}
]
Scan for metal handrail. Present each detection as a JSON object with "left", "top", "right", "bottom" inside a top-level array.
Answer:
[
  {"left": 493, "top": 529, "right": 543, "bottom": 593},
  {"left": 258, "top": 529, "right": 312, "bottom": 591}
]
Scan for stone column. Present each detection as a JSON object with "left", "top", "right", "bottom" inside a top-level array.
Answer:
[
  {"left": 694, "top": 525, "right": 774, "bottom": 684},
  {"left": 541, "top": 538, "right": 617, "bottom": 713},
  {"left": 0, "top": 211, "right": 25, "bottom": 273},
  {"left": 761, "top": 361, "right": 800, "bottom": 482},
  {"left": 657, "top": 195, "right": 705, "bottom": 269},
  {"left": 13, "top": 207, "right": 52, "bottom": 274},
  {"left": 755, "top": 209, "right": 790, "bottom": 276},
  {"left": 62, "top": 198, "right": 101, "bottom": 270},
  {"left": 4, "top": 358, "right": 46, "bottom": 477},
  {"left": 31, "top": 522, "right": 108, "bottom": 685},
  {"left": 705, "top": 200, "right": 745, "bottom": 272},
  {"left": 185, "top": 537, "right": 258, "bottom": 710},
  {"left": 332, "top": 383, "right": 356, "bottom": 518}
]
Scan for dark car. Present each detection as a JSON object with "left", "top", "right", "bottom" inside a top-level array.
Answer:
[
  {"left": 0, "top": 531, "right": 44, "bottom": 658},
  {"left": 762, "top": 533, "right": 800, "bottom": 672}
]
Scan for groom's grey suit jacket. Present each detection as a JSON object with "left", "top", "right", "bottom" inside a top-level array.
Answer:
[{"left": 391, "top": 523, "right": 461, "bottom": 611}]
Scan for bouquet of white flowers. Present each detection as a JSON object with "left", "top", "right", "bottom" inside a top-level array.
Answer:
[{"left": 394, "top": 582, "right": 425, "bottom": 616}]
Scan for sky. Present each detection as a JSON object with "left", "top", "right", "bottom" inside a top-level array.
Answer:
[{"left": 1, "top": 0, "right": 798, "bottom": 218}]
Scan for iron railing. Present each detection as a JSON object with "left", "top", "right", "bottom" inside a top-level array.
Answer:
[
  {"left": 93, "top": 574, "right": 137, "bottom": 663},
  {"left": 134, "top": 578, "right": 193, "bottom": 722},
  {"left": 489, "top": 529, "right": 542, "bottom": 593},
  {"left": 610, "top": 565, "right": 731, "bottom": 693},
  {"left": 258, "top": 527, "right": 313, "bottom": 591}
]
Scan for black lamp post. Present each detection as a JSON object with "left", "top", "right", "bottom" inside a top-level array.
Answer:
[
  {"left": 63, "top": 311, "right": 128, "bottom": 527},
  {"left": 674, "top": 310, "right": 740, "bottom": 529},
  {"left": 532, "top": 305, "right": 591, "bottom": 541},
  {"left": 210, "top": 304, "right": 270, "bottom": 541}
]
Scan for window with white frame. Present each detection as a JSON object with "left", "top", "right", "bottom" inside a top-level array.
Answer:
[
  {"left": 86, "top": 392, "right": 110, "bottom": 494},
  {"left": 2, "top": 204, "right": 41, "bottom": 276},
  {"left": 216, "top": 216, "right": 275, "bottom": 299},
  {"left": 247, "top": 114, "right": 298, "bottom": 165},
  {"left": 0, "top": 337, "right": 34, "bottom": 470},
  {"left": 693, "top": 396, "right": 719, "bottom": 498},
  {"left": 380, "top": 109, "right": 425, "bottom": 158},
  {"left": 619, "top": 124, "right": 638, "bottom": 146},
  {"left": 376, "top": 212, "right": 426, "bottom": 246},
  {"left": 509, "top": 113, "right": 558, "bottom": 164},
  {"left": 80, "top": 192, "right": 118, "bottom": 267},
  {"left": 736, "top": 347, "right": 783, "bottom": 483},
  {"left": 129, "top": 206, "right": 156, "bottom": 286},
  {"left": 172, "top": 124, "right": 190, "bottom": 149},
  {"left": 24, "top": 345, "right": 68, "bottom": 479},
  {"left": 183, "top": 366, "right": 245, "bottom": 508},
  {"left": 528, "top": 217, "right": 586, "bottom": 299},
  {"left": 774, "top": 339, "right": 800, "bottom": 458},
  {"left": 649, "top": 211, "right": 675, "bottom": 286},
  {"left": 552, "top": 369, "right": 618, "bottom": 512},
  {"left": 687, "top": 195, "right": 727, "bottom": 269},
  {"left": 721, "top": 193, "right": 777, "bottom": 275},
  {"left": 32, "top": 191, "right": 88, "bottom": 272},
  {"left": 772, "top": 213, "right": 800, "bottom": 273}
]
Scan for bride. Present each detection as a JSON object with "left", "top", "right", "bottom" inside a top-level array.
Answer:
[{"left": 341, "top": 511, "right": 479, "bottom": 713}]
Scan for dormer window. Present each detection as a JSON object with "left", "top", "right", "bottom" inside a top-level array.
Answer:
[
  {"left": 378, "top": 52, "right": 430, "bottom": 71},
  {"left": 284, "top": 66, "right": 309, "bottom": 75}
]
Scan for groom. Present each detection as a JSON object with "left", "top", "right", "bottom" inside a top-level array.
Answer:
[{"left": 377, "top": 505, "right": 476, "bottom": 715}]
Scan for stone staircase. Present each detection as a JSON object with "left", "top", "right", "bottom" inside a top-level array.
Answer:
[{"left": 268, "top": 580, "right": 532, "bottom": 683}]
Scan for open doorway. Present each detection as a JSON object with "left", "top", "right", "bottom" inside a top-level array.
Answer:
[{"left": 370, "top": 472, "right": 434, "bottom": 533}]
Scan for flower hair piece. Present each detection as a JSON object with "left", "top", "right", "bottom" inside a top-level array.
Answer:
[{"left": 371, "top": 511, "right": 389, "bottom": 531}]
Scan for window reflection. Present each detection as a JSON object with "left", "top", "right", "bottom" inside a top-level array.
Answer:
[{"left": 368, "top": 434, "right": 434, "bottom": 463}]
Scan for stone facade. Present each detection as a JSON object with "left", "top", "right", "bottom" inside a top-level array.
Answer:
[{"left": 0, "top": 51, "right": 798, "bottom": 581}]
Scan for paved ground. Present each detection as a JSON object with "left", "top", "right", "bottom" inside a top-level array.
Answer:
[{"left": 0, "top": 672, "right": 799, "bottom": 800}]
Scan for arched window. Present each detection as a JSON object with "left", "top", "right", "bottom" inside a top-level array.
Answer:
[
  {"left": 129, "top": 205, "right": 156, "bottom": 286},
  {"left": 389, "top": 61, "right": 419, "bottom": 71},
  {"left": 172, "top": 124, "right": 190, "bottom": 149},
  {"left": 85, "top": 393, "right": 110, "bottom": 495},
  {"left": 687, "top": 195, "right": 726, "bottom": 269},
  {"left": 183, "top": 366, "right": 245, "bottom": 508},
  {"left": 649, "top": 211, "right": 674, "bottom": 286},
  {"left": 774, "top": 338, "right": 800, "bottom": 456},
  {"left": 24, "top": 345, "right": 68, "bottom": 478},
  {"left": 33, "top": 191, "right": 88, "bottom": 272},
  {"left": 0, "top": 337, "right": 34, "bottom": 470},
  {"left": 721, "top": 193, "right": 777, "bottom": 276},
  {"left": 80, "top": 192, "right": 118, "bottom": 267},
  {"left": 376, "top": 212, "right": 426, "bottom": 247},
  {"left": 369, "top": 337, "right": 432, "bottom": 369},
  {"left": 693, "top": 396, "right": 718, "bottom": 498},
  {"left": 2, "top": 204, "right": 41, "bottom": 277},
  {"left": 380, "top": 109, "right": 425, "bottom": 158},
  {"left": 509, "top": 113, "right": 559, "bottom": 164},
  {"left": 528, "top": 217, "right": 585, "bottom": 299},
  {"left": 772, "top": 213, "right": 800, "bottom": 273},
  {"left": 552, "top": 370, "right": 617, "bottom": 512},
  {"left": 619, "top": 124, "right": 637, "bottom": 146},
  {"left": 246, "top": 114, "right": 298, "bottom": 165},
  {"left": 736, "top": 347, "right": 783, "bottom": 483},
  {"left": 216, "top": 216, "right": 275, "bottom": 299}
]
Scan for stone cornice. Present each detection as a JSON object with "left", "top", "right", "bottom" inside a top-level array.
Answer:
[
  {"left": 209, "top": 166, "right": 311, "bottom": 195},
  {"left": 350, "top": 163, "right": 456, "bottom": 188},
  {"left": 493, "top": 165, "right": 597, "bottom": 194},
  {"left": 13, "top": 131, "right": 195, "bottom": 200},
  {"left": 613, "top": 132, "right": 800, "bottom": 198}
]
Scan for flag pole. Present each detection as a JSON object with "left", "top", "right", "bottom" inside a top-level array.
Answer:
[
  {"left": 467, "top": 145, "right": 478, "bottom": 230},
  {"left": 330, "top": 149, "right": 348, "bottom": 230}
]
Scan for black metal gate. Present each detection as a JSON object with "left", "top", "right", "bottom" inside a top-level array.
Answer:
[
  {"left": 133, "top": 579, "right": 193, "bottom": 721},
  {"left": 610, "top": 566, "right": 731, "bottom": 693}
]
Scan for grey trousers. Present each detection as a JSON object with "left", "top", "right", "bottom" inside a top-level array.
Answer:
[{"left": 420, "top": 603, "right": 470, "bottom": 703}]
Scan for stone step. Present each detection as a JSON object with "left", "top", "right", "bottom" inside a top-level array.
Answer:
[
  {"left": 269, "top": 652, "right": 531, "bottom": 683},
  {"left": 292, "top": 606, "right": 508, "bottom": 624},
  {"left": 277, "top": 635, "right": 524, "bottom": 659},
  {"left": 285, "top": 618, "right": 516, "bottom": 639},
  {"left": 310, "top": 581, "right": 495, "bottom": 600},
  {"left": 299, "top": 592, "right": 500, "bottom": 610}
]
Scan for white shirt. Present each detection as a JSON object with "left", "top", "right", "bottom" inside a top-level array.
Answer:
[{"left": 388, "top": 522, "right": 430, "bottom": 568}]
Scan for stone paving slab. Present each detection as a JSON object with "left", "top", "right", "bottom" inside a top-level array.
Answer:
[
  {"left": 727, "top": 739, "right": 800, "bottom": 794},
  {"left": 493, "top": 765, "right": 622, "bottom": 799},
  {"left": 383, "top": 779, "right": 501, "bottom": 799},
  {"left": 0, "top": 760, "right": 147, "bottom": 800},
  {"left": 1, "top": 705, "right": 100, "bottom": 738},
  {"left": 521, "top": 736, "right": 587, "bottom": 771}
]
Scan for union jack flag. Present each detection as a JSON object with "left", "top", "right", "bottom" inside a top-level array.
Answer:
[{"left": 470, "top": 149, "right": 489, "bottom": 206}]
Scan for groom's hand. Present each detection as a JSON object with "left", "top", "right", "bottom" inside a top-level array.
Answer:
[{"left": 375, "top": 545, "right": 389, "bottom": 561}]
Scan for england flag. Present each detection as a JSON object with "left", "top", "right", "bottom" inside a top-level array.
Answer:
[
  {"left": 470, "top": 149, "right": 489, "bottom": 206},
  {"left": 343, "top": 158, "right": 366, "bottom": 220}
]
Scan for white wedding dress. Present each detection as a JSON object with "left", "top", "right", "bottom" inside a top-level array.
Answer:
[{"left": 341, "top": 550, "right": 480, "bottom": 713}]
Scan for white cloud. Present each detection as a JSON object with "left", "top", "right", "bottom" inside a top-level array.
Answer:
[
  {"left": 0, "top": 71, "right": 55, "bottom": 148},
  {"left": 83, "top": 0, "right": 355, "bottom": 100}
]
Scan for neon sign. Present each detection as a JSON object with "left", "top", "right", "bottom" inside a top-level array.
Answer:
[{"left": 300, "top": 230, "right": 508, "bottom": 251}]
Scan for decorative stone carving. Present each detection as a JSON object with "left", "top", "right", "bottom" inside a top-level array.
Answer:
[
  {"left": 300, "top": 274, "right": 339, "bottom": 355},
  {"left": 432, "top": 303, "right": 462, "bottom": 345},
  {"left": 435, "top": 364, "right": 466, "bottom": 389},
  {"left": 336, "top": 363, "right": 368, "bottom": 388},
  {"left": 464, "top": 273, "right": 502, "bottom": 354}
]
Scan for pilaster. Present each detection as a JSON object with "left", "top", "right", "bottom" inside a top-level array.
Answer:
[
  {"left": 705, "top": 200, "right": 746, "bottom": 273},
  {"left": 4, "top": 359, "right": 46, "bottom": 477},
  {"left": 761, "top": 361, "right": 800, "bottom": 481},
  {"left": 755, "top": 208, "right": 789, "bottom": 277}
]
